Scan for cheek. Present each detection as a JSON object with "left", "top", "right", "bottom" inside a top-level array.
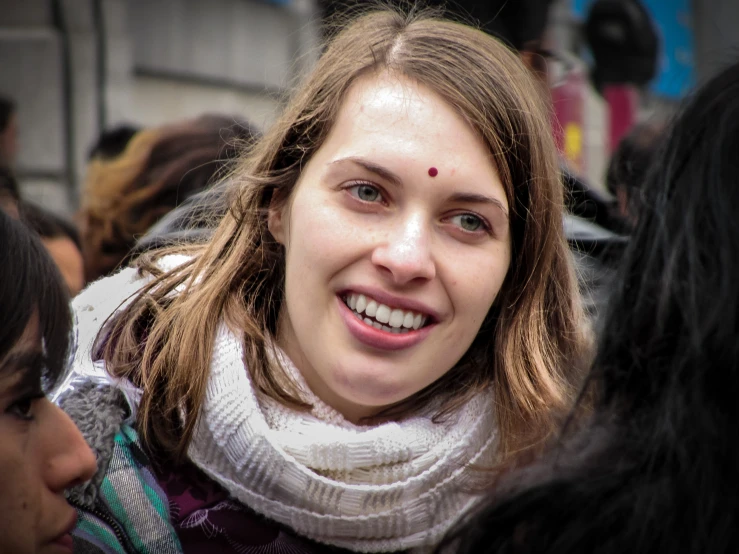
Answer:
[
  {"left": 0, "top": 443, "right": 41, "bottom": 547},
  {"left": 285, "top": 199, "right": 370, "bottom": 273},
  {"left": 453, "top": 246, "right": 510, "bottom": 308}
]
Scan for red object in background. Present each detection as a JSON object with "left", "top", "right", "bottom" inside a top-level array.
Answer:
[
  {"left": 549, "top": 53, "right": 639, "bottom": 187},
  {"left": 603, "top": 85, "right": 639, "bottom": 154},
  {"left": 551, "top": 62, "right": 587, "bottom": 175}
]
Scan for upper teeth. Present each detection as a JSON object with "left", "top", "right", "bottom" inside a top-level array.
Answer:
[{"left": 345, "top": 293, "right": 427, "bottom": 330}]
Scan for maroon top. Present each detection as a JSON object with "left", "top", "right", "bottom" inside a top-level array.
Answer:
[{"left": 155, "top": 459, "right": 354, "bottom": 554}]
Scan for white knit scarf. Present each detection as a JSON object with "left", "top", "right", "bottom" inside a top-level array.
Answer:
[
  {"left": 71, "top": 259, "right": 499, "bottom": 553},
  {"left": 187, "top": 324, "right": 498, "bottom": 552}
]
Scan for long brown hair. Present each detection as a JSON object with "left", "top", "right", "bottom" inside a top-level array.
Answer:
[{"left": 99, "top": 6, "right": 589, "bottom": 463}]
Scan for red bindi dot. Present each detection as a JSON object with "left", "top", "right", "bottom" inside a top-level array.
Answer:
[{"left": 428, "top": 167, "right": 438, "bottom": 177}]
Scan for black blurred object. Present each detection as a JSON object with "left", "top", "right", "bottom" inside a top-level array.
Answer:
[
  {"left": 0, "top": 165, "right": 19, "bottom": 200},
  {"left": 606, "top": 122, "right": 662, "bottom": 197},
  {"left": 565, "top": 212, "right": 627, "bottom": 264},
  {"left": 562, "top": 166, "right": 628, "bottom": 319},
  {"left": 0, "top": 166, "right": 20, "bottom": 217},
  {"left": 562, "top": 165, "right": 621, "bottom": 232},
  {"left": 606, "top": 120, "right": 666, "bottom": 229},
  {"left": 441, "top": 0, "right": 554, "bottom": 51},
  {"left": 585, "top": 0, "right": 659, "bottom": 87},
  {"left": 87, "top": 124, "right": 141, "bottom": 161},
  {"left": 317, "top": 0, "right": 554, "bottom": 51},
  {"left": 0, "top": 95, "right": 16, "bottom": 133}
]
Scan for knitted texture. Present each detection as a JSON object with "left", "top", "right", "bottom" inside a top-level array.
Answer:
[
  {"left": 59, "top": 381, "right": 128, "bottom": 507},
  {"left": 71, "top": 257, "right": 499, "bottom": 553}
]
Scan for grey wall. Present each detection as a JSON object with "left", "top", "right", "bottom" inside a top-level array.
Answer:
[
  {"left": 0, "top": 0, "right": 320, "bottom": 215},
  {"left": 0, "top": 0, "right": 70, "bottom": 210},
  {"left": 693, "top": 0, "right": 739, "bottom": 83}
]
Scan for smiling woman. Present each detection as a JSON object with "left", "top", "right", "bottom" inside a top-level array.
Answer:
[
  {"left": 0, "top": 210, "right": 97, "bottom": 554},
  {"left": 59, "top": 6, "right": 590, "bottom": 554}
]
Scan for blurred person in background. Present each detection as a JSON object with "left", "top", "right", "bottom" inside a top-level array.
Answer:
[
  {"left": 78, "top": 113, "right": 256, "bottom": 282},
  {"left": 606, "top": 118, "right": 666, "bottom": 229},
  {"left": 446, "top": 59, "right": 739, "bottom": 554},
  {"left": 87, "top": 123, "right": 141, "bottom": 162},
  {"left": 0, "top": 165, "right": 21, "bottom": 218},
  {"left": 21, "top": 202, "right": 85, "bottom": 297},
  {"left": 0, "top": 95, "right": 19, "bottom": 169},
  {"left": 0, "top": 209, "right": 97, "bottom": 554}
]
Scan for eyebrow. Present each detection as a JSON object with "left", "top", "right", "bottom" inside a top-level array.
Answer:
[
  {"left": 448, "top": 192, "right": 509, "bottom": 219},
  {"left": 331, "top": 156, "right": 403, "bottom": 186},
  {"left": 330, "top": 156, "right": 509, "bottom": 218}
]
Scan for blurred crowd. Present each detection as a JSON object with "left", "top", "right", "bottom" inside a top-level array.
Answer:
[{"left": 0, "top": 100, "right": 259, "bottom": 293}]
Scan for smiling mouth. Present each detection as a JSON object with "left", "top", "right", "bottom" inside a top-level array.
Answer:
[{"left": 342, "top": 293, "right": 430, "bottom": 334}]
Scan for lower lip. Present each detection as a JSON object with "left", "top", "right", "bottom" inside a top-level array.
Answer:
[
  {"left": 51, "top": 534, "right": 74, "bottom": 552},
  {"left": 337, "top": 296, "right": 433, "bottom": 351}
]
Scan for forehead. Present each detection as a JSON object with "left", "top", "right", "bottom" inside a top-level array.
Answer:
[
  {"left": 323, "top": 72, "right": 499, "bottom": 181},
  {"left": 339, "top": 72, "right": 477, "bottom": 138}
]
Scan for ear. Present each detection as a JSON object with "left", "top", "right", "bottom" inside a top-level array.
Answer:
[{"left": 267, "top": 197, "right": 288, "bottom": 245}]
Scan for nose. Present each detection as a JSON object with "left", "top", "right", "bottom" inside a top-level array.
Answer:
[
  {"left": 44, "top": 402, "right": 98, "bottom": 493},
  {"left": 371, "top": 211, "right": 436, "bottom": 284}
]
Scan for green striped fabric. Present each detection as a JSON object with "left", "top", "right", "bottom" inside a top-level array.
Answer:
[{"left": 72, "top": 424, "right": 183, "bottom": 554}]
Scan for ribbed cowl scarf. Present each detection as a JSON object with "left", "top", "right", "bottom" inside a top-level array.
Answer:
[
  {"left": 71, "top": 258, "right": 499, "bottom": 553},
  {"left": 187, "top": 324, "right": 498, "bottom": 552}
]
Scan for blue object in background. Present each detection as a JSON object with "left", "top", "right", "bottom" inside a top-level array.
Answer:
[{"left": 571, "top": 0, "right": 694, "bottom": 98}]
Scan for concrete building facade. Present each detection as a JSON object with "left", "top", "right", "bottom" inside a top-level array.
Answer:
[{"left": 0, "top": 0, "right": 320, "bottom": 215}]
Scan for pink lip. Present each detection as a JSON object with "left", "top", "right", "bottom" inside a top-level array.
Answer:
[
  {"left": 52, "top": 533, "right": 74, "bottom": 552},
  {"left": 337, "top": 296, "right": 435, "bottom": 351},
  {"left": 50, "top": 512, "right": 77, "bottom": 552},
  {"left": 338, "top": 286, "right": 441, "bottom": 321}
]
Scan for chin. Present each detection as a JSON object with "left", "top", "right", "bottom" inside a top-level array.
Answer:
[{"left": 331, "top": 376, "right": 414, "bottom": 413}]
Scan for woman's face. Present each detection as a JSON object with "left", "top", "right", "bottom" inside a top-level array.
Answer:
[
  {"left": 0, "top": 315, "right": 97, "bottom": 553},
  {"left": 269, "top": 73, "right": 511, "bottom": 422}
]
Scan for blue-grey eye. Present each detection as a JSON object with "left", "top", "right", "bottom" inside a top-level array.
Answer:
[
  {"left": 351, "top": 184, "right": 381, "bottom": 202},
  {"left": 451, "top": 213, "right": 483, "bottom": 232}
]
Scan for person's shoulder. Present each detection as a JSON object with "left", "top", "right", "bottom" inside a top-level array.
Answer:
[
  {"left": 69, "top": 255, "right": 192, "bottom": 381},
  {"left": 73, "top": 254, "right": 191, "bottom": 316},
  {"left": 73, "top": 266, "right": 143, "bottom": 314},
  {"left": 70, "top": 266, "right": 148, "bottom": 367}
]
